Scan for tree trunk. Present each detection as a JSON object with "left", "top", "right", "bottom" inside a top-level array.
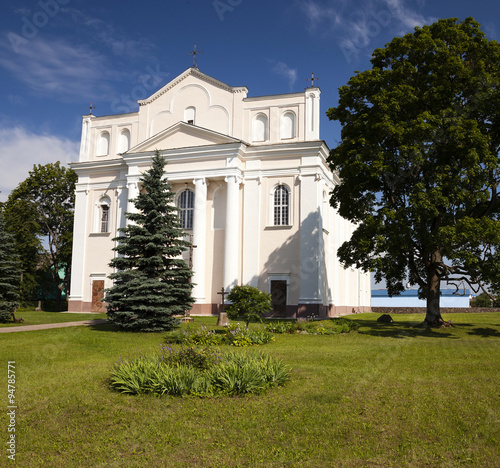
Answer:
[
  {"left": 424, "top": 260, "right": 452, "bottom": 327},
  {"left": 424, "top": 270, "right": 443, "bottom": 326}
]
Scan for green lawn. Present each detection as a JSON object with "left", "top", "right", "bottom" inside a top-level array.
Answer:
[
  {"left": 2, "top": 313, "right": 499, "bottom": 467},
  {"left": 0, "top": 309, "right": 107, "bottom": 328}
]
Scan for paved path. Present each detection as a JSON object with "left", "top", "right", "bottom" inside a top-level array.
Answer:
[{"left": 0, "top": 319, "right": 108, "bottom": 333}]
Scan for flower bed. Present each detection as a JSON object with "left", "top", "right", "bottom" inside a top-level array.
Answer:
[{"left": 110, "top": 345, "right": 290, "bottom": 397}]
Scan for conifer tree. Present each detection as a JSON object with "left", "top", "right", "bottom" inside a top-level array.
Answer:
[
  {"left": 0, "top": 211, "right": 21, "bottom": 322},
  {"left": 105, "top": 151, "right": 194, "bottom": 331}
]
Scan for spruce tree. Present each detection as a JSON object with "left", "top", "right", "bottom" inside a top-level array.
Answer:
[
  {"left": 0, "top": 211, "right": 21, "bottom": 322},
  {"left": 105, "top": 151, "right": 194, "bottom": 331}
]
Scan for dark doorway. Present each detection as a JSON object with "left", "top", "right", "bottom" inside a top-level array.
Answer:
[{"left": 271, "top": 280, "right": 287, "bottom": 315}]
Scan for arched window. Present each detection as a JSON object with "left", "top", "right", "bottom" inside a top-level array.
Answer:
[
  {"left": 184, "top": 107, "right": 196, "bottom": 125},
  {"left": 273, "top": 185, "right": 290, "bottom": 226},
  {"left": 95, "top": 196, "right": 111, "bottom": 233},
  {"left": 118, "top": 129, "right": 130, "bottom": 153},
  {"left": 252, "top": 113, "right": 268, "bottom": 142},
  {"left": 178, "top": 189, "right": 194, "bottom": 229},
  {"left": 280, "top": 111, "right": 296, "bottom": 139},
  {"left": 97, "top": 131, "right": 110, "bottom": 156}
]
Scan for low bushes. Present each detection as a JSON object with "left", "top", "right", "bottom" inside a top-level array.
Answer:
[
  {"left": 166, "top": 323, "right": 274, "bottom": 347},
  {"left": 110, "top": 345, "right": 290, "bottom": 397},
  {"left": 265, "top": 317, "right": 359, "bottom": 335}
]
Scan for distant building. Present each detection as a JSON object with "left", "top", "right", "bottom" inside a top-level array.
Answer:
[
  {"left": 68, "top": 67, "right": 371, "bottom": 316},
  {"left": 372, "top": 289, "right": 472, "bottom": 308}
]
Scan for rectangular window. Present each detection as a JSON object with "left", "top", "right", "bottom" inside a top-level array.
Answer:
[
  {"left": 274, "top": 186, "right": 289, "bottom": 226},
  {"left": 101, "top": 205, "right": 109, "bottom": 233},
  {"left": 179, "top": 189, "right": 194, "bottom": 229}
]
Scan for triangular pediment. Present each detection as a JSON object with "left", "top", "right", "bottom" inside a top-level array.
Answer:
[
  {"left": 126, "top": 122, "right": 243, "bottom": 154},
  {"left": 138, "top": 67, "right": 248, "bottom": 106}
]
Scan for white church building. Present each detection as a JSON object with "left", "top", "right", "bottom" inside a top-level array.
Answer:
[{"left": 68, "top": 67, "right": 371, "bottom": 317}]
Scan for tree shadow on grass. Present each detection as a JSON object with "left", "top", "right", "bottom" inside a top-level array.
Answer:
[
  {"left": 354, "top": 319, "right": 458, "bottom": 339},
  {"left": 88, "top": 321, "right": 121, "bottom": 332},
  {"left": 467, "top": 327, "right": 500, "bottom": 338}
]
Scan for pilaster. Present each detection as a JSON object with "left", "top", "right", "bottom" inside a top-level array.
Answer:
[
  {"left": 241, "top": 177, "right": 261, "bottom": 287},
  {"left": 68, "top": 187, "right": 89, "bottom": 309},
  {"left": 305, "top": 88, "right": 321, "bottom": 141},
  {"left": 298, "top": 174, "right": 323, "bottom": 306},
  {"left": 223, "top": 175, "right": 240, "bottom": 290},
  {"left": 192, "top": 177, "right": 208, "bottom": 302}
]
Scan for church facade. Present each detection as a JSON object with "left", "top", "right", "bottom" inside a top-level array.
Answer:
[{"left": 68, "top": 67, "right": 371, "bottom": 316}]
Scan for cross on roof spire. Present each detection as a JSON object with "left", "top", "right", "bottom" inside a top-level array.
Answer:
[
  {"left": 307, "top": 72, "right": 319, "bottom": 88},
  {"left": 87, "top": 101, "right": 95, "bottom": 115},
  {"left": 187, "top": 44, "right": 203, "bottom": 69}
]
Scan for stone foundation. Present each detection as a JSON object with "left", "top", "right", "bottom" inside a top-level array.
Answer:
[
  {"left": 372, "top": 307, "right": 499, "bottom": 314},
  {"left": 68, "top": 299, "right": 373, "bottom": 317}
]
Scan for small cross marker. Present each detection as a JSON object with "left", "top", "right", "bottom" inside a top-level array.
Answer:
[
  {"left": 187, "top": 44, "right": 203, "bottom": 69},
  {"left": 217, "top": 287, "right": 229, "bottom": 308},
  {"left": 307, "top": 73, "right": 319, "bottom": 88},
  {"left": 87, "top": 102, "right": 95, "bottom": 115}
]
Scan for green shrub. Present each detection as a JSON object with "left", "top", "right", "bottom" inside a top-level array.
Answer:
[
  {"left": 187, "top": 325, "right": 224, "bottom": 346},
  {"left": 246, "top": 328, "right": 275, "bottom": 345},
  {"left": 109, "top": 355, "right": 159, "bottom": 395},
  {"left": 226, "top": 285, "right": 272, "bottom": 328},
  {"left": 165, "top": 323, "right": 274, "bottom": 347},
  {"left": 166, "top": 325, "right": 223, "bottom": 346},
  {"left": 265, "top": 318, "right": 359, "bottom": 335},
  {"left": 149, "top": 366, "right": 207, "bottom": 397},
  {"left": 265, "top": 321, "right": 298, "bottom": 334},
  {"left": 110, "top": 347, "right": 290, "bottom": 397},
  {"left": 159, "top": 343, "right": 221, "bottom": 370},
  {"left": 223, "top": 323, "right": 274, "bottom": 347}
]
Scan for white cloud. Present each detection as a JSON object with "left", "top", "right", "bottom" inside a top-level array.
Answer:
[
  {"left": 0, "top": 37, "right": 121, "bottom": 101},
  {"left": 382, "top": 0, "right": 436, "bottom": 33},
  {"left": 299, "top": 0, "right": 343, "bottom": 32},
  {"left": 271, "top": 61, "right": 298, "bottom": 91},
  {"left": 63, "top": 8, "right": 157, "bottom": 60},
  {"left": 0, "top": 8, "right": 158, "bottom": 104},
  {"left": 0, "top": 126, "right": 79, "bottom": 202},
  {"left": 299, "top": 0, "right": 437, "bottom": 63}
]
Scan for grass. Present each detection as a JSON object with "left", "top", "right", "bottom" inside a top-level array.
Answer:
[
  {"left": 0, "top": 309, "right": 107, "bottom": 328},
  {"left": 1, "top": 312, "right": 499, "bottom": 467}
]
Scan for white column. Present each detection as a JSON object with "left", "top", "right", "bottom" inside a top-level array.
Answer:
[
  {"left": 68, "top": 187, "right": 88, "bottom": 309},
  {"left": 241, "top": 177, "right": 260, "bottom": 287},
  {"left": 115, "top": 186, "right": 128, "bottom": 232},
  {"left": 192, "top": 178, "right": 207, "bottom": 302},
  {"left": 125, "top": 178, "right": 140, "bottom": 224},
  {"left": 224, "top": 175, "right": 240, "bottom": 291},
  {"left": 298, "top": 174, "right": 323, "bottom": 304}
]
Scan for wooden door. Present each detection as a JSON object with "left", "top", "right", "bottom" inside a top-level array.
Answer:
[{"left": 91, "top": 280, "right": 105, "bottom": 312}]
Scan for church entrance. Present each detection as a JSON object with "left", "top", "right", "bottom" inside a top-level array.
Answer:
[
  {"left": 91, "top": 280, "right": 105, "bottom": 312},
  {"left": 271, "top": 280, "right": 287, "bottom": 315}
]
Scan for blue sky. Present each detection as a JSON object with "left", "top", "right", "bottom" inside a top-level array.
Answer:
[{"left": 0, "top": 0, "right": 499, "bottom": 201}]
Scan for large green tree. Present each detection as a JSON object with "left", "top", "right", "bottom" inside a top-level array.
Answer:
[
  {"left": 0, "top": 211, "right": 21, "bottom": 322},
  {"left": 4, "top": 162, "right": 77, "bottom": 309},
  {"left": 105, "top": 150, "right": 194, "bottom": 332},
  {"left": 327, "top": 18, "right": 500, "bottom": 326}
]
